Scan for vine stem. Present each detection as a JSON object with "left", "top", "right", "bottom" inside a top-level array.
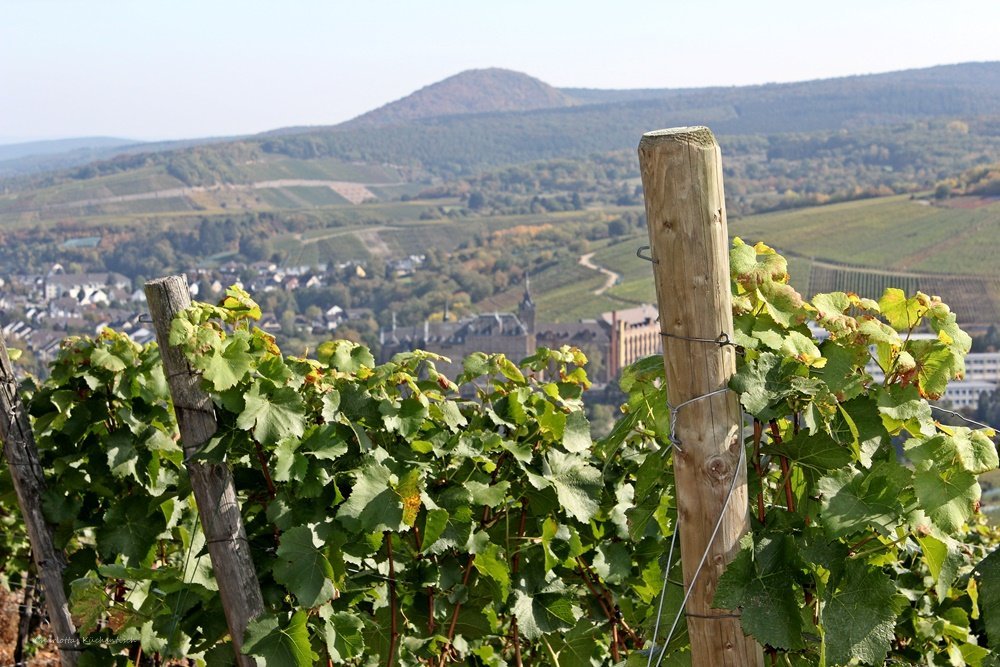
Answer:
[
  {"left": 253, "top": 441, "right": 277, "bottom": 500},
  {"left": 510, "top": 500, "right": 528, "bottom": 667},
  {"left": 438, "top": 555, "right": 476, "bottom": 667},
  {"left": 768, "top": 420, "right": 797, "bottom": 513},
  {"left": 752, "top": 419, "right": 766, "bottom": 523},
  {"left": 386, "top": 533, "right": 399, "bottom": 667},
  {"left": 575, "top": 559, "right": 620, "bottom": 661}
]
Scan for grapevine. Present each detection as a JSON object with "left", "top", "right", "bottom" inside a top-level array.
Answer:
[{"left": 0, "top": 240, "right": 998, "bottom": 665}]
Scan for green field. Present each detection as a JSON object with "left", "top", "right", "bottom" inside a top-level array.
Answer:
[
  {"left": 730, "top": 195, "right": 1000, "bottom": 276},
  {"left": 502, "top": 195, "right": 1000, "bottom": 325},
  {"left": 235, "top": 156, "right": 399, "bottom": 183}
]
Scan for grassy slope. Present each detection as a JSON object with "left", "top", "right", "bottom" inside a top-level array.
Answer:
[{"left": 729, "top": 195, "right": 1000, "bottom": 275}]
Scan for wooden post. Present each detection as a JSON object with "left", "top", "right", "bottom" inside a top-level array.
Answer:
[
  {"left": 638, "top": 127, "right": 762, "bottom": 666},
  {"left": 0, "top": 335, "right": 81, "bottom": 666},
  {"left": 145, "top": 276, "right": 263, "bottom": 667}
]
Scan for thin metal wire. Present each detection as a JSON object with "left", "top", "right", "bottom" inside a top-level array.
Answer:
[
  {"left": 166, "top": 512, "right": 202, "bottom": 647},
  {"left": 645, "top": 509, "right": 681, "bottom": 667},
  {"left": 660, "top": 330, "right": 740, "bottom": 352},
  {"left": 653, "top": 422, "right": 746, "bottom": 667},
  {"left": 929, "top": 405, "right": 996, "bottom": 434},
  {"left": 663, "top": 387, "right": 731, "bottom": 451}
]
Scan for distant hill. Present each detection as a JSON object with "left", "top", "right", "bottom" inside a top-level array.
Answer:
[
  {"left": 0, "top": 137, "right": 139, "bottom": 162},
  {"left": 252, "top": 62, "right": 1000, "bottom": 175},
  {"left": 4, "top": 62, "right": 1000, "bottom": 203},
  {"left": 341, "top": 68, "right": 579, "bottom": 128}
]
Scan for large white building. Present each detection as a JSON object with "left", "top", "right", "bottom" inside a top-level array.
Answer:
[{"left": 945, "top": 352, "right": 1000, "bottom": 409}]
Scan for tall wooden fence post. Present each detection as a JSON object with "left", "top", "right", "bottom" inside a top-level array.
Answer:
[
  {"left": 145, "top": 276, "right": 264, "bottom": 667},
  {"left": 638, "top": 127, "right": 762, "bottom": 666},
  {"left": 0, "top": 335, "right": 80, "bottom": 666}
]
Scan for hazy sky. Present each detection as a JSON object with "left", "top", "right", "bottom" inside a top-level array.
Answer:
[{"left": 2, "top": 0, "right": 998, "bottom": 143}]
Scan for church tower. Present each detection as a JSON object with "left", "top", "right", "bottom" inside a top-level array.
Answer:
[{"left": 518, "top": 273, "right": 536, "bottom": 336}]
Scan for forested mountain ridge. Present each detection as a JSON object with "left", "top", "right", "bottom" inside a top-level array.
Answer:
[
  {"left": 340, "top": 68, "right": 580, "bottom": 127},
  {"left": 4, "top": 62, "right": 999, "bottom": 190}
]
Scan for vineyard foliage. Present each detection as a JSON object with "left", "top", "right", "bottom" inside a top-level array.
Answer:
[{"left": 0, "top": 241, "right": 997, "bottom": 666}]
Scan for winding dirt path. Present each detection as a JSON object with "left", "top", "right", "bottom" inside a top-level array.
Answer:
[{"left": 578, "top": 252, "right": 620, "bottom": 295}]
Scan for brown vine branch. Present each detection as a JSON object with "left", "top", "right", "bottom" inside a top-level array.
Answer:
[
  {"left": 768, "top": 420, "right": 797, "bottom": 513},
  {"left": 386, "top": 533, "right": 399, "bottom": 667},
  {"left": 575, "top": 557, "right": 641, "bottom": 647},
  {"left": 253, "top": 441, "right": 277, "bottom": 500},
  {"left": 437, "top": 555, "right": 476, "bottom": 667},
  {"left": 752, "top": 419, "right": 766, "bottom": 523},
  {"left": 575, "top": 559, "right": 622, "bottom": 660},
  {"left": 427, "top": 587, "right": 436, "bottom": 634}
]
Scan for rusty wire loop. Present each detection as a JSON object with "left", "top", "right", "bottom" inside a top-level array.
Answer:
[
  {"left": 636, "top": 246, "right": 658, "bottom": 263},
  {"left": 660, "top": 330, "right": 744, "bottom": 355},
  {"left": 663, "top": 387, "right": 732, "bottom": 453}
]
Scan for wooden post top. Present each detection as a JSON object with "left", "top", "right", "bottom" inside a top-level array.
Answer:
[{"left": 640, "top": 126, "right": 717, "bottom": 147}]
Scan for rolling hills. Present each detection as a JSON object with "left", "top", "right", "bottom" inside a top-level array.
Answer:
[{"left": 2, "top": 62, "right": 999, "bottom": 330}]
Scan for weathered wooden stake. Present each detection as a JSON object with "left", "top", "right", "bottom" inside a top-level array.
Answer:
[
  {"left": 0, "top": 335, "right": 80, "bottom": 666},
  {"left": 145, "top": 276, "right": 264, "bottom": 667},
  {"left": 638, "top": 127, "right": 762, "bottom": 666}
]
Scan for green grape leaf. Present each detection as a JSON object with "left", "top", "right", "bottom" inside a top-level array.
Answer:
[
  {"left": 714, "top": 534, "right": 803, "bottom": 650},
  {"left": 877, "top": 384, "right": 934, "bottom": 436},
  {"left": 913, "top": 468, "right": 979, "bottom": 534},
  {"left": 730, "top": 238, "right": 788, "bottom": 289},
  {"left": 199, "top": 334, "right": 251, "bottom": 392},
  {"left": 70, "top": 576, "right": 108, "bottom": 635},
  {"left": 917, "top": 534, "right": 964, "bottom": 599},
  {"left": 548, "top": 623, "right": 604, "bottom": 666},
  {"left": 273, "top": 525, "right": 336, "bottom": 608},
  {"left": 320, "top": 390, "right": 341, "bottom": 422},
  {"left": 563, "top": 410, "right": 592, "bottom": 453},
  {"left": 908, "top": 339, "right": 960, "bottom": 400},
  {"left": 823, "top": 561, "right": 900, "bottom": 666},
  {"left": 593, "top": 542, "right": 632, "bottom": 586},
  {"left": 300, "top": 423, "right": 348, "bottom": 461},
  {"left": 729, "top": 352, "right": 795, "bottom": 418},
  {"left": 759, "top": 279, "right": 808, "bottom": 327},
  {"left": 317, "top": 340, "right": 374, "bottom": 373},
  {"left": 380, "top": 397, "right": 428, "bottom": 438},
  {"left": 879, "top": 288, "right": 925, "bottom": 331},
  {"left": 538, "top": 402, "right": 567, "bottom": 441},
  {"left": 906, "top": 428, "right": 999, "bottom": 476},
  {"left": 471, "top": 533, "right": 511, "bottom": 600},
  {"left": 221, "top": 284, "right": 262, "bottom": 320},
  {"left": 818, "top": 463, "right": 910, "bottom": 537},
  {"left": 319, "top": 605, "right": 365, "bottom": 662},
  {"left": 438, "top": 400, "right": 468, "bottom": 431},
  {"left": 242, "top": 611, "right": 315, "bottom": 667},
  {"left": 512, "top": 587, "right": 581, "bottom": 640},
  {"left": 466, "top": 480, "right": 509, "bottom": 508},
  {"left": 974, "top": 547, "right": 1000, "bottom": 648},
  {"left": 336, "top": 459, "right": 404, "bottom": 533},
  {"left": 545, "top": 452, "right": 602, "bottom": 523},
  {"left": 273, "top": 437, "right": 307, "bottom": 483},
  {"left": 817, "top": 340, "right": 867, "bottom": 400},
  {"left": 91, "top": 346, "right": 127, "bottom": 372},
  {"left": 769, "top": 429, "right": 852, "bottom": 472},
  {"left": 420, "top": 508, "right": 449, "bottom": 552},
  {"left": 105, "top": 429, "right": 139, "bottom": 480},
  {"left": 950, "top": 427, "right": 1000, "bottom": 474},
  {"left": 237, "top": 381, "right": 307, "bottom": 447},
  {"left": 98, "top": 495, "right": 166, "bottom": 563}
]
